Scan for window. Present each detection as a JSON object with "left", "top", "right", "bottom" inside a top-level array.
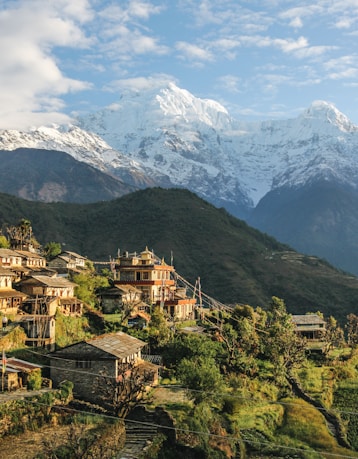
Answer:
[{"left": 75, "top": 360, "right": 92, "bottom": 369}]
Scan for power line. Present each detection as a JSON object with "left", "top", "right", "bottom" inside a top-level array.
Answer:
[
  {"left": 21, "top": 348, "right": 358, "bottom": 417},
  {"left": 16, "top": 398, "right": 358, "bottom": 459}
]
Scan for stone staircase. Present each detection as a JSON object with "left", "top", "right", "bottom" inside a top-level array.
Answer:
[{"left": 119, "top": 409, "right": 159, "bottom": 459}]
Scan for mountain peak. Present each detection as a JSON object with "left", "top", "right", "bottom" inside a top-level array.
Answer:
[
  {"left": 155, "top": 82, "right": 230, "bottom": 128},
  {"left": 302, "top": 100, "right": 356, "bottom": 132}
]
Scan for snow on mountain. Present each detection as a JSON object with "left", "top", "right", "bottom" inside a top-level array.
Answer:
[
  {"left": 0, "top": 124, "right": 159, "bottom": 188},
  {"left": 1, "top": 82, "right": 358, "bottom": 217},
  {"left": 76, "top": 83, "right": 358, "bottom": 212}
]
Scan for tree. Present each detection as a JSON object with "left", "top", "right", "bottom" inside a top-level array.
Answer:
[
  {"left": 72, "top": 268, "right": 109, "bottom": 307},
  {"left": 264, "top": 297, "right": 306, "bottom": 379},
  {"left": 6, "top": 218, "right": 40, "bottom": 250},
  {"left": 43, "top": 241, "right": 62, "bottom": 260},
  {"left": 0, "top": 234, "right": 9, "bottom": 248},
  {"left": 177, "top": 356, "right": 226, "bottom": 404},
  {"left": 164, "top": 332, "right": 220, "bottom": 363},
  {"left": 323, "top": 315, "right": 345, "bottom": 355},
  {"left": 93, "top": 361, "right": 155, "bottom": 417},
  {"left": 346, "top": 313, "right": 358, "bottom": 348},
  {"left": 147, "top": 306, "right": 173, "bottom": 349}
]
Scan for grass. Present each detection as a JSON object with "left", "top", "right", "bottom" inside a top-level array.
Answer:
[
  {"left": 230, "top": 401, "right": 284, "bottom": 437},
  {"left": 279, "top": 398, "right": 335, "bottom": 450},
  {"left": 102, "top": 313, "right": 122, "bottom": 323}
]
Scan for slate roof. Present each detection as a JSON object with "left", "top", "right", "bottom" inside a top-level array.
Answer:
[
  {"left": 0, "top": 289, "right": 27, "bottom": 298},
  {"left": 14, "top": 250, "right": 45, "bottom": 260},
  {"left": 0, "top": 267, "right": 15, "bottom": 276},
  {"left": 292, "top": 314, "right": 326, "bottom": 325},
  {"left": 63, "top": 251, "right": 87, "bottom": 260},
  {"left": 50, "top": 332, "right": 147, "bottom": 360},
  {"left": 0, "top": 248, "right": 21, "bottom": 257},
  {"left": 21, "top": 275, "right": 77, "bottom": 288},
  {"left": 87, "top": 332, "right": 146, "bottom": 359}
]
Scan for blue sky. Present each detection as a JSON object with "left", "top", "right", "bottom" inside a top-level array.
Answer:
[{"left": 1, "top": 0, "right": 358, "bottom": 129}]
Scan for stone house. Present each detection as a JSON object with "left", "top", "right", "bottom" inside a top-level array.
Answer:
[
  {"left": 14, "top": 250, "right": 47, "bottom": 271},
  {"left": 0, "top": 248, "right": 23, "bottom": 270},
  {"left": 48, "top": 251, "right": 87, "bottom": 275},
  {"left": 16, "top": 275, "right": 82, "bottom": 347},
  {"left": 19, "top": 275, "right": 83, "bottom": 317},
  {"left": 49, "top": 331, "right": 158, "bottom": 404},
  {"left": 0, "top": 248, "right": 25, "bottom": 280},
  {"left": 21, "top": 296, "right": 59, "bottom": 317}
]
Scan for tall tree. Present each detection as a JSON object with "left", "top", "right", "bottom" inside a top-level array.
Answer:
[
  {"left": 264, "top": 297, "right": 306, "bottom": 380},
  {"left": 323, "top": 315, "right": 345, "bottom": 355},
  {"left": 6, "top": 218, "right": 40, "bottom": 250},
  {"left": 346, "top": 313, "right": 358, "bottom": 348},
  {"left": 147, "top": 306, "right": 173, "bottom": 349}
]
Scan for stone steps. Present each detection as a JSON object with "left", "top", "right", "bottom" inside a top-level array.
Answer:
[{"left": 119, "top": 411, "right": 158, "bottom": 459}]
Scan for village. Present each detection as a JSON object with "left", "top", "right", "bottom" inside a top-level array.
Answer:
[
  {"left": 2, "top": 223, "right": 358, "bottom": 458},
  {"left": 0, "top": 221, "right": 327, "bottom": 399}
]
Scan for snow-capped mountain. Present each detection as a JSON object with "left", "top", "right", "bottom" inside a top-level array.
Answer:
[
  {"left": 1, "top": 82, "right": 358, "bottom": 219},
  {"left": 0, "top": 124, "right": 161, "bottom": 189},
  {"left": 75, "top": 83, "right": 358, "bottom": 216}
]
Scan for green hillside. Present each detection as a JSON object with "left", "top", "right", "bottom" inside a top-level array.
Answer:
[{"left": 1, "top": 188, "right": 357, "bottom": 321}]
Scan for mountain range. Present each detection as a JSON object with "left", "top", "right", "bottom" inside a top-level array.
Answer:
[
  {"left": 1, "top": 82, "right": 358, "bottom": 274},
  {"left": 0, "top": 188, "right": 357, "bottom": 323}
]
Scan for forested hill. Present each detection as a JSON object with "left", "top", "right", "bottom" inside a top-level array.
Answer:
[{"left": 0, "top": 188, "right": 357, "bottom": 321}]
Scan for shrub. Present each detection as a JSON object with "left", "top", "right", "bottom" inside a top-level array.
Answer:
[{"left": 27, "top": 369, "right": 42, "bottom": 390}]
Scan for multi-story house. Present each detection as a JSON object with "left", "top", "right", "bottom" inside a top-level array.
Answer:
[
  {"left": 16, "top": 274, "right": 83, "bottom": 348},
  {"left": 0, "top": 266, "right": 27, "bottom": 315},
  {"left": 19, "top": 275, "right": 77, "bottom": 298},
  {"left": 113, "top": 247, "right": 196, "bottom": 320},
  {"left": 14, "top": 250, "right": 47, "bottom": 272},
  {"left": 0, "top": 248, "right": 24, "bottom": 281}
]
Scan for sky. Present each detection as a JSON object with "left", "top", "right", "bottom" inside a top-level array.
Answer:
[{"left": 1, "top": 0, "right": 358, "bottom": 130}]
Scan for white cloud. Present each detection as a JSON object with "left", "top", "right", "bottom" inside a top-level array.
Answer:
[
  {"left": 105, "top": 74, "right": 176, "bottom": 93},
  {"left": 335, "top": 17, "right": 355, "bottom": 29},
  {"left": 96, "top": 2, "right": 169, "bottom": 61},
  {"left": 238, "top": 35, "right": 309, "bottom": 54},
  {"left": 216, "top": 75, "right": 241, "bottom": 93},
  {"left": 0, "top": 0, "right": 93, "bottom": 129},
  {"left": 329, "top": 68, "right": 358, "bottom": 80},
  {"left": 175, "top": 41, "right": 214, "bottom": 63},
  {"left": 279, "top": 5, "right": 322, "bottom": 26}
]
